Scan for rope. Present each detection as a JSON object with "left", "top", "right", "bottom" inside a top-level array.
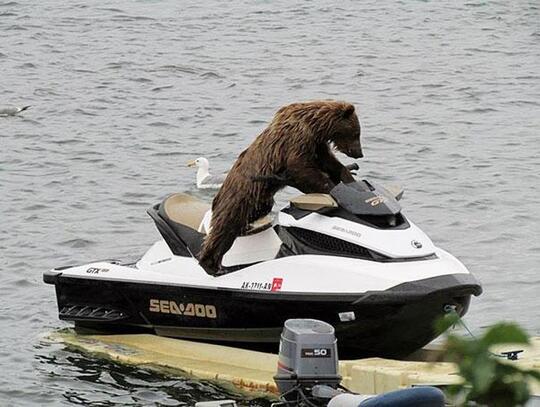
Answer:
[{"left": 443, "top": 305, "right": 523, "bottom": 360}]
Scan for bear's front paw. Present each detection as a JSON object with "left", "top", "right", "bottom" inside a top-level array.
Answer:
[{"left": 198, "top": 259, "right": 218, "bottom": 276}]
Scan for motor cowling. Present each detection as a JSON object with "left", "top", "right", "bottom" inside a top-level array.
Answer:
[{"left": 274, "top": 319, "right": 341, "bottom": 398}]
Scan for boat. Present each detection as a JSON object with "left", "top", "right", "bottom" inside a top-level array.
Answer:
[{"left": 44, "top": 178, "right": 482, "bottom": 359}]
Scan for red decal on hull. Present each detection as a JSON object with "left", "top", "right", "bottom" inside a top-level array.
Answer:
[{"left": 271, "top": 278, "right": 283, "bottom": 292}]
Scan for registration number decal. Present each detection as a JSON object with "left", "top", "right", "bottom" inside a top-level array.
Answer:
[{"left": 241, "top": 277, "right": 283, "bottom": 292}]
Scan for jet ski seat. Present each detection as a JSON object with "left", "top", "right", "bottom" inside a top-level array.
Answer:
[
  {"left": 162, "top": 193, "right": 272, "bottom": 235},
  {"left": 145, "top": 194, "right": 207, "bottom": 258},
  {"left": 162, "top": 193, "right": 210, "bottom": 231},
  {"left": 148, "top": 193, "right": 275, "bottom": 263},
  {"left": 198, "top": 210, "right": 273, "bottom": 236},
  {"left": 290, "top": 193, "right": 338, "bottom": 211}
]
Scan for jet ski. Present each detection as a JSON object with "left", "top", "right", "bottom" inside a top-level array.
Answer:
[{"left": 44, "top": 178, "right": 482, "bottom": 359}]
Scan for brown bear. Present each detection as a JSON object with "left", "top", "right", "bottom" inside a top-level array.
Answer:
[{"left": 198, "top": 100, "right": 363, "bottom": 275}]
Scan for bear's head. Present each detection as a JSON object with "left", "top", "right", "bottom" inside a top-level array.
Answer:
[
  {"left": 272, "top": 101, "right": 363, "bottom": 159},
  {"left": 330, "top": 104, "right": 363, "bottom": 159}
]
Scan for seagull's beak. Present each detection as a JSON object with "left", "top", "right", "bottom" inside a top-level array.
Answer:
[{"left": 187, "top": 160, "right": 196, "bottom": 167}]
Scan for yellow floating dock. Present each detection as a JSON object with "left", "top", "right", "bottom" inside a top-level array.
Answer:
[{"left": 48, "top": 331, "right": 540, "bottom": 397}]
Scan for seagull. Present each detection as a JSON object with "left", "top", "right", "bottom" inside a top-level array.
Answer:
[
  {"left": 187, "top": 157, "right": 227, "bottom": 189},
  {"left": 0, "top": 105, "right": 31, "bottom": 117}
]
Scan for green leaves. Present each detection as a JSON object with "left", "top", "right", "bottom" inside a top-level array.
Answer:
[
  {"left": 434, "top": 312, "right": 460, "bottom": 336},
  {"left": 442, "top": 321, "right": 538, "bottom": 407},
  {"left": 480, "top": 323, "right": 529, "bottom": 348}
]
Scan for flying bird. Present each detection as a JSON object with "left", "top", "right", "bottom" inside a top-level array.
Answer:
[{"left": 0, "top": 105, "right": 31, "bottom": 117}]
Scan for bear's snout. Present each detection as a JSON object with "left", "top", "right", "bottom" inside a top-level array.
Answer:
[{"left": 346, "top": 147, "right": 364, "bottom": 159}]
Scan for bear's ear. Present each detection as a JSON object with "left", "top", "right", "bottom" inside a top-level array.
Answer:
[{"left": 342, "top": 104, "right": 355, "bottom": 118}]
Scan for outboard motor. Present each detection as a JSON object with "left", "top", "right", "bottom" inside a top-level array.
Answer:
[
  {"left": 272, "top": 319, "right": 446, "bottom": 407},
  {"left": 273, "top": 319, "right": 342, "bottom": 405}
]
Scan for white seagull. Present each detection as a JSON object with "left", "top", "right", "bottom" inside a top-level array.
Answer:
[
  {"left": 0, "top": 105, "right": 31, "bottom": 117},
  {"left": 187, "top": 157, "right": 227, "bottom": 189}
]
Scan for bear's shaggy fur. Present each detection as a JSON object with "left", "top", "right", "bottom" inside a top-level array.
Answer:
[{"left": 198, "top": 100, "right": 363, "bottom": 275}]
